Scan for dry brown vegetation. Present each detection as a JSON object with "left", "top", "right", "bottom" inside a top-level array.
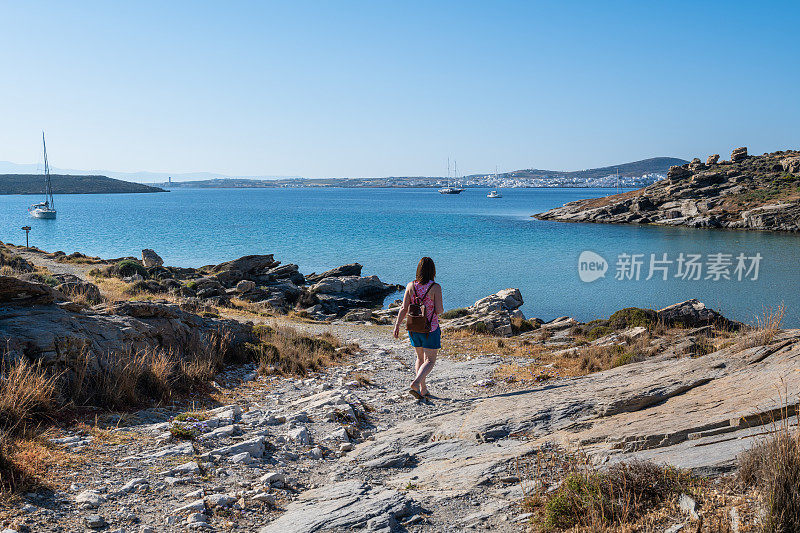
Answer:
[
  {"left": 518, "top": 449, "right": 759, "bottom": 532},
  {"left": 249, "top": 325, "right": 353, "bottom": 377},
  {"left": 0, "top": 323, "right": 350, "bottom": 494},
  {"left": 737, "top": 304, "right": 786, "bottom": 350},
  {"left": 738, "top": 412, "right": 800, "bottom": 533}
]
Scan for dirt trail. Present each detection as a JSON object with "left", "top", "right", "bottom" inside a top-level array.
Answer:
[{"left": 11, "top": 246, "right": 94, "bottom": 280}]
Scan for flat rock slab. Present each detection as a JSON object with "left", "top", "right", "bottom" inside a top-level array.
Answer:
[{"left": 258, "top": 480, "right": 412, "bottom": 533}]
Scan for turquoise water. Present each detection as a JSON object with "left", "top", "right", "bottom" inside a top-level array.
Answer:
[{"left": 1, "top": 188, "right": 798, "bottom": 326}]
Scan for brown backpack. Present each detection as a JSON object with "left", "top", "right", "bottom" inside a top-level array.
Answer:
[{"left": 406, "top": 283, "right": 434, "bottom": 334}]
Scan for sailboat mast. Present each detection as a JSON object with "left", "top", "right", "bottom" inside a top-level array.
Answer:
[{"left": 42, "top": 132, "right": 54, "bottom": 208}]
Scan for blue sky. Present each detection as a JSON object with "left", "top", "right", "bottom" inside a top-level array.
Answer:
[{"left": 1, "top": 1, "right": 798, "bottom": 179}]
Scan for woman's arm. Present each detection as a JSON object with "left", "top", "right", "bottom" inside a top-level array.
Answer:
[
  {"left": 393, "top": 284, "right": 412, "bottom": 338},
  {"left": 433, "top": 283, "right": 444, "bottom": 315}
]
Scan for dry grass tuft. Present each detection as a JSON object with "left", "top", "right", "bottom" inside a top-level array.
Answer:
[
  {"left": 0, "top": 360, "right": 60, "bottom": 436},
  {"left": 251, "top": 325, "right": 350, "bottom": 377},
  {"left": 738, "top": 412, "right": 800, "bottom": 533},
  {"left": 751, "top": 304, "right": 786, "bottom": 347},
  {"left": 0, "top": 437, "right": 55, "bottom": 494}
]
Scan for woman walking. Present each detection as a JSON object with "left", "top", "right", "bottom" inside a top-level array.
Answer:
[{"left": 393, "top": 257, "right": 443, "bottom": 399}]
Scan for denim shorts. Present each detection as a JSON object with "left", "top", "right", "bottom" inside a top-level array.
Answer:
[{"left": 408, "top": 327, "right": 441, "bottom": 349}]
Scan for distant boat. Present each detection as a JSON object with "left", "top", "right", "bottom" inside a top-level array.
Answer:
[
  {"left": 487, "top": 167, "right": 502, "bottom": 197},
  {"left": 439, "top": 158, "right": 465, "bottom": 194},
  {"left": 28, "top": 133, "right": 57, "bottom": 219}
]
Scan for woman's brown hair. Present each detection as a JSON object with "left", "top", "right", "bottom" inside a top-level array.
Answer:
[{"left": 416, "top": 257, "right": 436, "bottom": 284}]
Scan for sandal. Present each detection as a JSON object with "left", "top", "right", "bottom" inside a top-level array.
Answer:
[{"left": 409, "top": 388, "right": 424, "bottom": 400}]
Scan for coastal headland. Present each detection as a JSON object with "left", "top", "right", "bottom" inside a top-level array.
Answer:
[
  {"left": 0, "top": 174, "right": 166, "bottom": 195},
  {"left": 536, "top": 147, "right": 800, "bottom": 232}
]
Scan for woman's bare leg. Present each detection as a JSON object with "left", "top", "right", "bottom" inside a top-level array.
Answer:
[
  {"left": 412, "top": 348, "right": 438, "bottom": 395},
  {"left": 411, "top": 347, "right": 425, "bottom": 392}
]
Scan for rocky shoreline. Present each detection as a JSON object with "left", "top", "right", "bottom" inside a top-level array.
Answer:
[
  {"left": 535, "top": 147, "right": 800, "bottom": 232},
  {"left": 1, "top": 243, "right": 798, "bottom": 532}
]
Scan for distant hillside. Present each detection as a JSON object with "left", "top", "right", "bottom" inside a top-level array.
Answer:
[
  {"left": 498, "top": 157, "right": 688, "bottom": 180},
  {"left": 0, "top": 174, "right": 166, "bottom": 195}
]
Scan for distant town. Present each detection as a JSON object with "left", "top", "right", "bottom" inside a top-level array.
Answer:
[{"left": 153, "top": 157, "right": 685, "bottom": 190}]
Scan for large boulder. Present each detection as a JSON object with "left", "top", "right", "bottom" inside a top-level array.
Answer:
[
  {"left": 656, "top": 299, "right": 734, "bottom": 328},
  {"left": 0, "top": 276, "right": 64, "bottom": 306},
  {"left": 730, "top": 146, "right": 748, "bottom": 162},
  {"left": 259, "top": 264, "right": 305, "bottom": 285},
  {"left": 214, "top": 269, "right": 244, "bottom": 288},
  {"left": 305, "top": 264, "right": 363, "bottom": 284},
  {"left": 472, "top": 288, "right": 523, "bottom": 314},
  {"left": 141, "top": 249, "right": 164, "bottom": 268},
  {"left": 54, "top": 281, "right": 102, "bottom": 304},
  {"left": 308, "top": 275, "right": 398, "bottom": 300},
  {"left": 443, "top": 288, "right": 525, "bottom": 337},
  {"left": 211, "top": 255, "right": 279, "bottom": 275},
  {"left": 667, "top": 165, "right": 693, "bottom": 181},
  {"left": 781, "top": 156, "right": 800, "bottom": 174},
  {"left": 706, "top": 154, "right": 720, "bottom": 165},
  {"left": 235, "top": 280, "right": 256, "bottom": 293}
]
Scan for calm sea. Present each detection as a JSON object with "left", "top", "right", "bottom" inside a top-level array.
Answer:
[{"left": 1, "top": 187, "right": 798, "bottom": 326}]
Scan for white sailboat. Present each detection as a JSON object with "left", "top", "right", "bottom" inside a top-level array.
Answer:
[
  {"left": 439, "top": 158, "right": 465, "bottom": 194},
  {"left": 28, "top": 133, "right": 57, "bottom": 219},
  {"left": 487, "top": 167, "right": 502, "bottom": 198}
]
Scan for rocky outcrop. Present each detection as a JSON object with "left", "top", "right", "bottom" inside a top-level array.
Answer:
[
  {"left": 141, "top": 249, "right": 163, "bottom": 268},
  {"left": 536, "top": 147, "right": 800, "bottom": 232},
  {"left": 305, "top": 263, "right": 363, "bottom": 284},
  {"left": 657, "top": 299, "right": 737, "bottom": 328},
  {"left": 54, "top": 280, "right": 102, "bottom": 304},
  {"left": 0, "top": 276, "right": 65, "bottom": 305},
  {"left": 730, "top": 146, "right": 748, "bottom": 162},
  {"left": 443, "top": 288, "right": 525, "bottom": 337},
  {"left": 0, "top": 280, "right": 253, "bottom": 366},
  {"left": 88, "top": 252, "right": 402, "bottom": 320}
]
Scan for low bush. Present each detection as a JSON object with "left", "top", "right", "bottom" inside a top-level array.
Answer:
[
  {"left": 585, "top": 325, "right": 614, "bottom": 341},
  {"left": 608, "top": 307, "right": 657, "bottom": 329},
  {"left": 440, "top": 307, "right": 470, "bottom": 319},
  {"left": 169, "top": 412, "right": 210, "bottom": 440},
  {"left": 532, "top": 459, "right": 693, "bottom": 530},
  {"left": 113, "top": 259, "right": 148, "bottom": 279}
]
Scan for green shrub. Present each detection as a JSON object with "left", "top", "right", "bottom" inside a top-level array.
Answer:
[
  {"left": 608, "top": 307, "right": 656, "bottom": 329},
  {"left": 542, "top": 461, "right": 693, "bottom": 530},
  {"left": 612, "top": 350, "right": 638, "bottom": 367},
  {"left": 468, "top": 321, "right": 490, "bottom": 334},
  {"left": 440, "top": 307, "right": 470, "bottom": 319},
  {"left": 114, "top": 259, "right": 148, "bottom": 279},
  {"left": 585, "top": 326, "right": 614, "bottom": 341}
]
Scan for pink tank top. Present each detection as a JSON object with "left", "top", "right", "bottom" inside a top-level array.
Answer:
[{"left": 412, "top": 280, "right": 439, "bottom": 331}]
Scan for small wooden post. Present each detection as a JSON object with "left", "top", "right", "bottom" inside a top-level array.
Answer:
[{"left": 21, "top": 226, "right": 31, "bottom": 248}]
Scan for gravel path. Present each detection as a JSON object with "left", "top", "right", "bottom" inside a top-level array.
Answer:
[
  {"left": 10, "top": 246, "right": 93, "bottom": 280},
  {"left": 8, "top": 318, "right": 530, "bottom": 532}
]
